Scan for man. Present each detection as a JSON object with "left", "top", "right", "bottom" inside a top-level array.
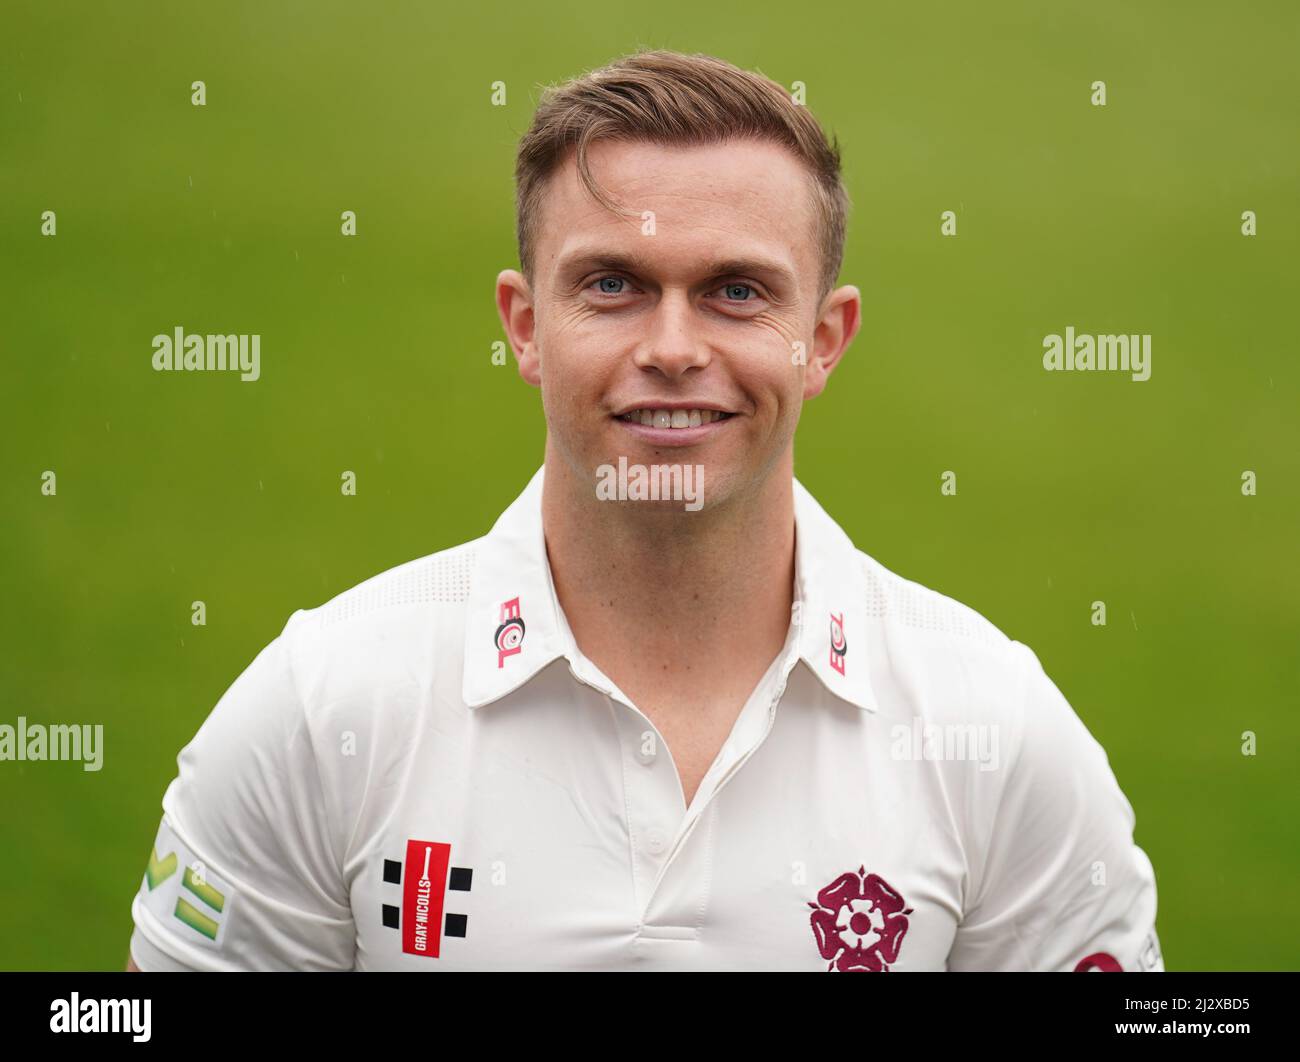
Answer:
[{"left": 127, "top": 50, "right": 1161, "bottom": 972}]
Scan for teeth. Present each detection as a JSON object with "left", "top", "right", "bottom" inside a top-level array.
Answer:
[{"left": 620, "top": 409, "right": 728, "bottom": 428}]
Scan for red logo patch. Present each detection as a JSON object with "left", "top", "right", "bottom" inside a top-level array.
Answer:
[
  {"left": 403, "top": 840, "right": 450, "bottom": 956},
  {"left": 495, "top": 597, "right": 525, "bottom": 668},
  {"left": 828, "top": 612, "right": 847, "bottom": 675},
  {"left": 809, "top": 866, "right": 912, "bottom": 972},
  {"left": 378, "top": 840, "right": 472, "bottom": 958}
]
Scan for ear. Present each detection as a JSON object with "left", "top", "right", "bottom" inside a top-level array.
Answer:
[
  {"left": 803, "top": 284, "right": 862, "bottom": 400},
  {"left": 496, "top": 269, "right": 541, "bottom": 387}
]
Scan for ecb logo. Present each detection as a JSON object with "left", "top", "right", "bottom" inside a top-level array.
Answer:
[
  {"left": 829, "top": 612, "right": 847, "bottom": 676},
  {"left": 495, "top": 597, "right": 525, "bottom": 668}
]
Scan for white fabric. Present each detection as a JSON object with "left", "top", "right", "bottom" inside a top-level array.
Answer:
[{"left": 129, "top": 465, "right": 1161, "bottom": 971}]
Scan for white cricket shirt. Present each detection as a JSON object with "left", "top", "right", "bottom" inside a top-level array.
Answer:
[{"left": 129, "top": 465, "right": 1162, "bottom": 971}]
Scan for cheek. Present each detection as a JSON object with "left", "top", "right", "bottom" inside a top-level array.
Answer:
[
  {"left": 740, "top": 319, "right": 809, "bottom": 394},
  {"left": 744, "top": 352, "right": 804, "bottom": 417},
  {"left": 536, "top": 344, "right": 604, "bottom": 431},
  {"left": 539, "top": 308, "right": 612, "bottom": 372}
]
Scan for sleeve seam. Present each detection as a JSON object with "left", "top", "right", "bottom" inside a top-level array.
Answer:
[
  {"left": 964, "top": 639, "right": 1034, "bottom": 919},
  {"left": 281, "top": 608, "right": 353, "bottom": 893}
]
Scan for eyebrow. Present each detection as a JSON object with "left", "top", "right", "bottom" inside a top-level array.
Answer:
[{"left": 554, "top": 250, "right": 799, "bottom": 290}]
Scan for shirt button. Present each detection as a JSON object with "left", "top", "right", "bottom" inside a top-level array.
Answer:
[{"left": 645, "top": 827, "right": 667, "bottom": 854}]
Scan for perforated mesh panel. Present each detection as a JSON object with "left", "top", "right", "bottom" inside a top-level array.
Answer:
[
  {"left": 317, "top": 545, "right": 477, "bottom": 626},
  {"left": 863, "top": 557, "right": 1005, "bottom": 646}
]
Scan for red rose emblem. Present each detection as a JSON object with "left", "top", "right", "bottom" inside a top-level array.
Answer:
[
  {"left": 1074, "top": 952, "right": 1123, "bottom": 972},
  {"left": 809, "top": 866, "right": 913, "bottom": 972}
]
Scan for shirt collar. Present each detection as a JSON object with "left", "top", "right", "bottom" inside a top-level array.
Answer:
[{"left": 461, "top": 465, "right": 877, "bottom": 713}]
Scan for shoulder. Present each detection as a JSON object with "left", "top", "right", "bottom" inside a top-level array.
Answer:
[
  {"left": 277, "top": 538, "right": 482, "bottom": 714},
  {"left": 856, "top": 547, "right": 1116, "bottom": 788},
  {"left": 174, "top": 538, "right": 484, "bottom": 782},
  {"left": 856, "top": 549, "right": 1044, "bottom": 734},
  {"left": 860, "top": 549, "right": 1014, "bottom": 652}
]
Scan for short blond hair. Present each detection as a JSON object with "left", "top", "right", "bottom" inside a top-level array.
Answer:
[{"left": 514, "top": 49, "right": 850, "bottom": 300}]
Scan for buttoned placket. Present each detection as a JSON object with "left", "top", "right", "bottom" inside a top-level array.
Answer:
[
  {"left": 460, "top": 466, "right": 878, "bottom": 947},
  {"left": 560, "top": 603, "right": 805, "bottom": 936}
]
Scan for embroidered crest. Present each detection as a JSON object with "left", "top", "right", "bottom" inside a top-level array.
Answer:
[
  {"left": 809, "top": 866, "right": 912, "bottom": 971},
  {"left": 1074, "top": 952, "right": 1123, "bottom": 972}
]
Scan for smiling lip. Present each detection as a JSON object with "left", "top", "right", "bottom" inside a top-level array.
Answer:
[
  {"left": 612, "top": 401, "right": 734, "bottom": 417},
  {"left": 612, "top": 407, "right": 735, "bottom": 447}
]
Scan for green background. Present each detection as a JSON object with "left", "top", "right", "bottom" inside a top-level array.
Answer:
[{"left": 1, "top": 0, "right": 1296, "bottom": 970}]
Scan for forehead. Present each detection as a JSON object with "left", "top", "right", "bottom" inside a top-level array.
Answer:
[{"left": 535, "top": 138, "right": 820, "bottom": 286}]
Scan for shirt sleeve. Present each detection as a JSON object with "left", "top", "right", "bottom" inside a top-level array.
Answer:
[
  {"left": 128, "top": 609, "right": 355, "bottom": 971},
  {"left": 946, "top": 641, "right": 1163, "bottom": 972}
]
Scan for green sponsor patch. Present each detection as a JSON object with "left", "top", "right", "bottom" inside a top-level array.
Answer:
[
  {"left": 182, "top": 865, "right": 225, "bottom": 912},
  {"left": 145, "top": 848, "right": 177, "bottom": 890},
  {"left": 174, "top": 898, "right": 220, "bottom": 941}
]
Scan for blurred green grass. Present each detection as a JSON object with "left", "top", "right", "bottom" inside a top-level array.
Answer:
[{"left": 1, "top": 0, "right": 1297, "bottom": 969}]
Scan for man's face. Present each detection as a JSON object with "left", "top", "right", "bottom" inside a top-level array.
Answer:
[{"left": 498, "top": 137, "right": 858, "bottom": 512}]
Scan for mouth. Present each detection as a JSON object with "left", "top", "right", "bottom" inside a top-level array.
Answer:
[
  {"left": 611, "top": 406, "right": 736, "bottom": 447},
  {"left": 614, "top": 408, "right": 736, "bottom": 429}
]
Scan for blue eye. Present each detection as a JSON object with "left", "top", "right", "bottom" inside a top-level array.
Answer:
[
  {"left": 723, "top": 283, "right": 754, "bottom": 301},
  {"left": 595, "top": 276, "right": 626, "bottom": 295}
]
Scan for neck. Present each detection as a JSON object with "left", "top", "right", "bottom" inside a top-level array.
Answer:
[{"left": 541, "top": 441, "right": 797, "bottom": 703}]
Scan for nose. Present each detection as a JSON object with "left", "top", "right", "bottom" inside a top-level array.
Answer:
[{"left": 632, "top": 290, "right": 711, "bottom": 378}]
